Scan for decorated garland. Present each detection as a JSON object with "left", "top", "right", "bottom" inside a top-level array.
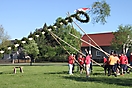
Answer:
[{"left": 0, "top": 11, "right": 90, "bottom": 54}]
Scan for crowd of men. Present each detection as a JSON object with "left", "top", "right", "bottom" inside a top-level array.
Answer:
[
  {"left": 68, "top": 50, "right": 132, "bottom": 78},
  {"left": 103, "top": 52, "right": 132, "bottom": 77},
  {"left": 68, "top": 49, "right": 92, "bottom": 78}
]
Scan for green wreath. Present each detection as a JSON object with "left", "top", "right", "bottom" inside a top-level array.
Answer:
[{"left": 75, "top": 11, "right": 90, "bottom": 23}]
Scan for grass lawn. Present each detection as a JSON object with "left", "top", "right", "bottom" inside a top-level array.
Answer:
[{"left": 0, "top": 64, "right": 132, "bottom": 88}]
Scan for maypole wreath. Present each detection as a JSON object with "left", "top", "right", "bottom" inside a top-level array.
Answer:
[
  {"left": 75, "top": 11, "right": 90, "bottom": 23},
  {"left": 50, "top": 11, "right": 90, "bottom": 29}
]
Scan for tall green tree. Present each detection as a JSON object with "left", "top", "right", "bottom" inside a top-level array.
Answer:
[
  {"left": 0, "top": 25, "right": 10, "bottom": 58},
  {"left": 0, "top": 25, "right": 10, "bottom": 48},
  {"left": 111, "top": 25, "right": 132, "bottom": 54},
  {"left": 32, "top": 17, "right": 82, "bottom": 62},
  {"left": 23, "top": 39, "right": 39, "bottom": 64},
  {"left": 32, "top": 23, "right": 58, "bottom": 61},
  {"left": 53, "top": 17, "right": 81, "bottom": 54}
]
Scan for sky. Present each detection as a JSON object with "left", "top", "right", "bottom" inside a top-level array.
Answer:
[{"left": 0, "top": 0, "right": 132, "bottom": 40}]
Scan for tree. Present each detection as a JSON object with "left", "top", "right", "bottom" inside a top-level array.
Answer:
[
  {"left": 31, "top": 23, "right": 58, "bottom": 61},
  {"left": 26, "top": 0, "right": 111, "bottom": 62},
  {"left": 31, "top": 17, "right": 82, "bottom": 62},
  {"left": 23, "top": 39, "right": 39, "bottom": 65},
  {"left": 89, "top": 0, "right": 110, "bottom": 24},
  {"left": 111, "top": 25, "right": 132, "bottom": 54},
  {"left": 0, "top": 25, "right": 10, "bottom": 58},
  {"left": 52, "top": 18, "right": 81, "bottom": 57},
  {"left": 0, "top": 25, "right": 10, "bottom": 48}
]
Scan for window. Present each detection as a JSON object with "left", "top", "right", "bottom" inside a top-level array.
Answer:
[{"left": 96, "top": 50, "right": 101, "bottom": 56}]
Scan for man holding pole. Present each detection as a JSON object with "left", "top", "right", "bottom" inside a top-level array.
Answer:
[
  {"left": 85, "top": 49, "right": 92, "bottom": 78},
  {"left": 68, "top": 54, "right": 75, "bottom": 75},
  {"left": 108, "top": 52, "right": 117, "bottom": 77}
]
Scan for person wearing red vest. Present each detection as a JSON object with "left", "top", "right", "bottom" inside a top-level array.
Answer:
[
  {"left": 78, "top": 54, "right": 85, "bottom": 74},
  {"left": 124, "top": 55, "right": 130, "bottom": 74},
  {"left": 103, "top": 56, "right": 108, "bottom": 75},
  {"left": 68, "top": 54, "right": 75, "bottom": 75},
  {"left": 85, "top": 54, "right": 91, "bottom": 78},
  {"left": 120, "top": 54, "right": 127, "bottom": 75}
]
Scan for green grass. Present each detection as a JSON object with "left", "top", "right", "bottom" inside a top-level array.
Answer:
[{"left": 0, "top": 64, "right": 132, "bottom": 88}]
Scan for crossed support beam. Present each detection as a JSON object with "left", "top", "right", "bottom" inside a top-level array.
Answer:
[
  {"left": 50, "top": 31, "right": 84, "bottom": 68},
  {"left": 48, "top": 29, "right": 103, "bottom": 67}
]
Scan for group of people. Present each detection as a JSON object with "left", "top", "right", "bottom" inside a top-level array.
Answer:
[
  {"left": 103, "top": 52, "right": 132, "bottom": 77},
  {"left": 68, "top": 49, "right": 132, "bottom": 78},
  {"left": 68, "top": 49, "right": 92, "bottom": 78}
]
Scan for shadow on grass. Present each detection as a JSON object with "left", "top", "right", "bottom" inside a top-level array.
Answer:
[
  {"left": 44, "top": 70, "right": 132, "bottom": 87},
  {"left": 0, "top": 71, "right": 13, "bottom": 74},
  {"left": 92, "top": 72, "right": 104, "bottom": 76},
  {"left": 63, "top": 76, "right": 132, "bottom": 87},
  {"left": 0, "top": 72, "right": 3, "bottom": 74},
  {"left": 44, "top": 71, "right": 68, "bottom": 75}
]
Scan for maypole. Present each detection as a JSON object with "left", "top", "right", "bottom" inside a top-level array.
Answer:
[{"left": 67, "top": 12, "right": 103, "bottom": 51}]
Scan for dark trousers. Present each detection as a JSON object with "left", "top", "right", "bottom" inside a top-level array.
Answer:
[
  {"left": 108, "top": 65, "right": 115, "bottom": 75},
  {"left": 114, "top": 64, "right": 118, "bottom": 72},
  {"left": 104, "top": 64, "right": 108, "bottom": 75},
  {"left": 120, "top": 64, "right": 126, "bottom": 74},
  {"left": 72, "top": 63, "right": 75, "bottom": 72},
  {"left": 90, "top": 62, "right": 93, "bottom": 72},
  {"left": 124, "top": 64, "right": 129, "bottom": 73}
]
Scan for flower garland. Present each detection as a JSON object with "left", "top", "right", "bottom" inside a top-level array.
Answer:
[
  {"left": 75, "top": 11, "right": 90, "bottom": 23},
  {"left": 0, "top": 11, "right": 90, "bottom": 54}
]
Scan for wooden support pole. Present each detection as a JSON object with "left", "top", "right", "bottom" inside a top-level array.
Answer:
[
  {"left": 127, "top": 64, "right": 132, "bottom": 69},
  {"left": 49, "top": 31, "right": 103, "bottom": 67},
  {"left": 50, "top": 31, "right": 83, "bottom": 68},
  {"left": 69, "top": 33, "right": 110, "bottom": 56},
  {"left": 50, "top": 33, "right": 70, "bottom": 55},
  {"left": 67, "top": 12, "right": 103, "bottom": 50}
]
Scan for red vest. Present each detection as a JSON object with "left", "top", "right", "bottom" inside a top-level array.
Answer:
[
  {"left": 85, "top": 55, "right": 91, "bottom": 65},
  {"left": 68, "top": 55, "right": 74, "bottom": 64},
  {"left": 120, "top": 55, "right": 127, "bottom": 64},
  {"left": 78, "top": 58, "right": 84, "bottom": 65}
]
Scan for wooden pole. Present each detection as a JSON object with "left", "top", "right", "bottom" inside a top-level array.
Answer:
[
  {"left": 49, "top": 30, "right": 103, "bottom": 67},
  {"left": 67, "top": 12, "right": 103, "bottom": 50},
  {"left": 69, "top": 32, "right": 110, "bottom": 56},
  {"left": 50, "top": 31, "right": 84, "bottom": 68},
  {"left": 127, "top": 64, "right": 132, "bottom": 69},
  {"left": 50, "top": 33, "right": 70, "bottom": 55}
]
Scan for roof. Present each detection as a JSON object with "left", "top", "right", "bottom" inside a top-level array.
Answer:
[{"left": 81, "top": 32, "right": 114, "bottom": 47}]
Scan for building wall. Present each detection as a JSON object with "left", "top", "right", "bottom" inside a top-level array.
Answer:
[{"left": 81, "top": 46, "right": 115, "bottom": 63}]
